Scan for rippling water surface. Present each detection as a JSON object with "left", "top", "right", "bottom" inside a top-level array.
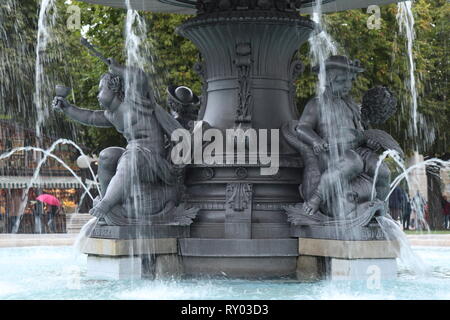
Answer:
[{"left": 0, "top": 246, "right": 449, "bottom": 300}]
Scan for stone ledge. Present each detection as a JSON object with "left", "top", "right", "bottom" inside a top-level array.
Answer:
[
  {"left": 179, "top": 238, "right": 298, "bottom": 257},
  {"left": 291, "top": 225, "right": 386, "bottom": 241},
  {"left": 90, "top": 225, "right": 190, "bottom": 239},
  {"left": 83, "top": 238, "right": 178, "bottom": 256},
  {"left": 0, "top": 234, "right": 77, "bottom": 248},
  {"left": 298, "top": 238, "right": 399, "bottom": 259}
]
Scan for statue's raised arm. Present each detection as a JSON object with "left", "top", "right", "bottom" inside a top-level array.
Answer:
[{"left": 52, "top": 95, "right": 113, "bottom": 128}]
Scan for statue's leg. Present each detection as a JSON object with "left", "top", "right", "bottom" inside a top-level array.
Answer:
[
  {"left": 363, "top": 152, "right": 391, "bottom": 201},
  {"left": 305, "top": 150, "right": 363, "bottom": 215},
  {"left": 98, "top": 147, "right": 125, "bottom": 198},
  {"left": 91, "top": 145, "right": 176, "bottom": 220},
  {"left": 97, "top": 148, "right": 163, "bottom": 211}
]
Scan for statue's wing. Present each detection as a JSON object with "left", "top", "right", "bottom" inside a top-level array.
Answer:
[
  {"left": 363, "top": 129, "right": 404, "bottom": 158},
  {"left": 168, "top": 203, "right": 200, "bottom": 226},
  {"left": 361, "top": 86, "right": 397, "bottom": 126},
  {"left": 281, "top": 120, "right": 321, "bottom": 201},
  {"left": 154, "top": 103, "right": 184, "bottom": 137}
]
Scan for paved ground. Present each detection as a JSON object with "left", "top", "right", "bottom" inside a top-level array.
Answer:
[
  {"left": 0, "top": 233, "right": 78, "bottom": 248},
  {"left": 406, "top": 234, "right": 450, "bottom": 247},
  {"left": 1, "top": 233, "right": 450, "bottom": 248}
]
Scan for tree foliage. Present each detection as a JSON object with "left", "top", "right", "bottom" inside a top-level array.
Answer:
[{"left": 1, "top": 0, "right": 448, "bottom": 157}]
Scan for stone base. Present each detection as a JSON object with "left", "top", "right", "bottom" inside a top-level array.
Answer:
[
  {"left": 179, "top": 238, "right": 298, "bottom": 278},
  {"left": 83, "top": 237, "right": 178, "bottom": 256},
  {"left": 329, "top": 258, "right": 397, "bottom": 280},
  {"left": 296, "top": 255, "right": 328, "bottom": 281},
  {"left": 291, "top": 225, "right": 386, "bottom": 241},
  {"left": 90, "top": 225, "right": 190, "bottom": 239},
  {"left": 87, "top": 255, "right": 142, "bottom": 280},
  {"left": 84, "top": 237, "right": 181, "bottom": 280},
  {"left": 155, "top": 254, "right": 184, "bottom": 279},
  {"left": 298, "top": 238, "right": 399, "bottom": 259},
  {"left": 296, "top": 237, "right": 398, "bottom": 281},
  {"left": 83, "top": 235, "right": 399, "bottom": 280},
  {"left": 296, "top": 256, "right": 397, "bottom": 281}
]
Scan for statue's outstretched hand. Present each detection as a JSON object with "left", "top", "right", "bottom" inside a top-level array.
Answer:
[{"left": 52, "top": 96, "right": 70, "bottom": 112}]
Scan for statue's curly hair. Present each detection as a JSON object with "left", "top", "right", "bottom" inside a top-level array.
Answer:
[
  {"left": 101, "top": 72, "right": 125, "bottom": 102},
  {"left": 361, "top": 86, "right": 397, "bottom": 127}
]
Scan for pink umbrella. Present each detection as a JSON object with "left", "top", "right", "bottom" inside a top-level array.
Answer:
[{"left": 36, "top": 194, "right": 61, "bottom": 207}]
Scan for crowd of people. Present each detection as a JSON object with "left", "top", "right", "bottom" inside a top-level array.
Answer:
[
  {"left": 389, "top": 186, "right": 450, "bottom": 230},
  {"left": 30, "top": 201, "right": 62, "bottom": 233},
  {"left": 442, "top": 195, "right": 450, "bottom": 229}
]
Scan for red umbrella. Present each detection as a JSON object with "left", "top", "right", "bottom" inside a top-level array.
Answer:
[{"left": 36, "top": 194, "right": 61, "bottom": 207}]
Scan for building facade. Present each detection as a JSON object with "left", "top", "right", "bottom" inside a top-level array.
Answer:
[{"left": 0, "top": 119, "right": 89, "bottom": 233}]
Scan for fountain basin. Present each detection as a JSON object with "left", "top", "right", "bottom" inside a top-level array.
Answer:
[{"left": 1, "top": 245, "right": 449, "bottom": 299}]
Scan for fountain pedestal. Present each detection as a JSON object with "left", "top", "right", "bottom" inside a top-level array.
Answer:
[
  {"left": 76, "top": 0, "right": 404, "bottom": 280},
  {"left": 296, "top": 237, "right": 399, "bottom": 281},
  {"left": 171, "top": 7, "right": 314, "bottom": 278},
  {"left": 83, "top": 227, "right": 187, "bottom": 280}
]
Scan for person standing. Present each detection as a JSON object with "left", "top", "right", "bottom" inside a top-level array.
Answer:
[
  {"left": 46, "top": 204, "right": 58, "bottom": 233},
  {"left": 389, "top": 186, "right": 407, "bottom": 222},
  {"left": 32, "top": 201, "right": 44, "bottom": 234},
  {"left": 442, "top": 195, "right": 450, "bottom": 230},
  {"left": 0, "top": 206, "right": 5, "bottom": 234},
  {"left": 402, "top": 195, "right": 412, "bottom": 230}
]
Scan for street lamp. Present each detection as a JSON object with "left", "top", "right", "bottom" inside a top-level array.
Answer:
[{"left": 76, "top": 155, "right": 93, "bottom": 169}]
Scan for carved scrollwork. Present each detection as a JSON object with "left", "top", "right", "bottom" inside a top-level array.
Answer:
[
  {"left": 201, "top": 167, "right": 215, "bottom": 180},
  {"left": 234, "top": 42, "right": 253, "bottom": 124},
  {"left": 235, "top": 167, "right": 248, "bottom": 179},
  {"left": 226, "top": 183, "right": 252, "bottom": 211}
]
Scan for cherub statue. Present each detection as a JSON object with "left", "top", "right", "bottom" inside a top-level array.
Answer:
[
  {"left": 53, "top": 57, "right": 194, "bottom": 226},
  {"left": 283, "top": 55, "right": 401, "bottom": 224}
]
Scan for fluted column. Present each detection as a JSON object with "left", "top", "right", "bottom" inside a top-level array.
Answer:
[{"left": 178, "top": 10, "right": 315, "bottom": 130}]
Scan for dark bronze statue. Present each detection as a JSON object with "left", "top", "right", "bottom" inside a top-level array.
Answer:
[
  {"left": 283, "top": 55, "right": 400, "bottom": 226},
  {"left": 53, "top": 56, "right": 197, "bottom": 226}
]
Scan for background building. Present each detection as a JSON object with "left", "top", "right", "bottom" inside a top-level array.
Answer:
[{"left": 0, "top": 119, "right": 93, "bottom": 233}]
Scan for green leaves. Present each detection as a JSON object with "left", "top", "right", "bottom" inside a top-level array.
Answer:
[{"left": 2, "top": 0, "right": 448, "bottom": 157}]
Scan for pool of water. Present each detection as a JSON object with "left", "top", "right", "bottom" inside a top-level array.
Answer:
[{"left": 0, "top": 246, "right": 449, "bottom": 300}]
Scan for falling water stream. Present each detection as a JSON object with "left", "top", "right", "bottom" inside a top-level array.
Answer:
[
  {"left": 0, "top": 0, "right": 447, "bottom": 289},
  {"left": 373, "top": 0, "right": 450, "bottom": 271},
  {"left": 387, "top": 158, "right": 450, "bottom": 201},
  {"left": 307, "top": 0, "right": 446, "bottom": 276},
  {"left": 34, "top": 0, "right": 57, "bottom": 139},
  {"left": 73, "top": 2, "right": 159, "bottom": 257},
  {"left": 0, "top": 145, "right": 95, "bottom": 232},
  {"left": 396, "top": 1, "right": 418, "bottom": 137},
  {"left": 371, "top": 150, "right": 410, "bottom": 201},
  {"left": 376, "top": 215, "right": 428, "bottom": 275},
  {"left": 309, "top": 0, "right": 347, "bottom": 220},
  {"left": 0, "top": 146, "right": 93, "bottom": 200}
]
